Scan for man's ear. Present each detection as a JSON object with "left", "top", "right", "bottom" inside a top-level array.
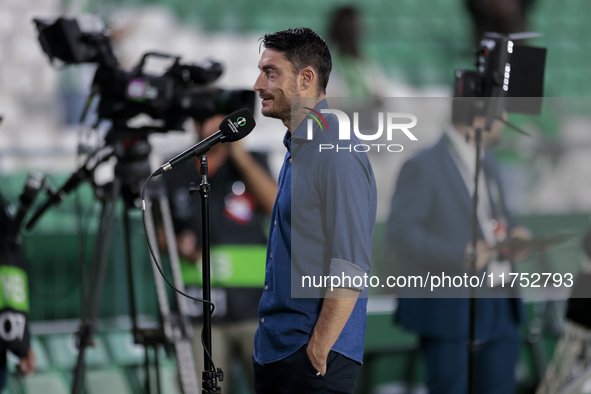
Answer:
[{"left": 300, "top": 67, "right": 317, "bottom": 93}]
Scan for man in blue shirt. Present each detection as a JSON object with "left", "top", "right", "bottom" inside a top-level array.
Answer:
[{"left": 252, "top": 28, "right": 377, "bottom": 393}]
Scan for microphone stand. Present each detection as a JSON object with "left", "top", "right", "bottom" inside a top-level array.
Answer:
[
  {"left": 466, "top": 94, "right": 507, "bottom": 394},
  {"left": 466, "top": 110, "right": 534, "bottom": 393},
  {"left": 467, "top": 127, "right": 483, "bottom": 394},
  {"left": 190, "top": 155, "right": 223, "bottom": 393}
]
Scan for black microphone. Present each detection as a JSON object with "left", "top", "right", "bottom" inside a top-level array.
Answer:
[
  {"left": 9, "top": 172, "right": 46, "bottom": 239},
  {"left": 154, "top": 108, "right": 256, "bottom": 176}
]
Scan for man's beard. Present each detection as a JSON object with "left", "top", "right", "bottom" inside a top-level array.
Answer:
[
  {"left": 262, "top": 84, "right": 300, "bottom": 123},
  {"left": 263, "top": 97, "right": 291, "bottom": 121}
]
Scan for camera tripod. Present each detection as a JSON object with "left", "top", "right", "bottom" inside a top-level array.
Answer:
[
  {"left": 536, "top": 320, "right": 591, "bottom": 394},
  {"left": 70, "top": 133, "right": 199, "bottom": 394}
]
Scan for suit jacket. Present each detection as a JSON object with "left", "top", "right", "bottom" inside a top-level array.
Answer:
[{"left": 387, "top": 135, "right": 523, "bottom": 340}]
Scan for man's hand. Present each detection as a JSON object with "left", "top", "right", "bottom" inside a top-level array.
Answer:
[
  {"left": 18, "top": 348, "right": 36, "bottom": 376},
  {"left": 465, "top": 240, "right": 492, "bottom": 271},
  {"left": 509, "top": 226, "right": 532, "bottom": 262},
  {"left": 176, "top": 230, "right": 200, "bottom": 262},
  {"left": 306, "top": 288, "right": 359, "bottom": 376},
  {"left": 306, "top": 341, "right": 328, "bottom": 376}
]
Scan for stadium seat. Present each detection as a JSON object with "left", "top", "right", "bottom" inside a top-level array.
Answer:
[
  {"left": 42, "top": 333, "right": 109, "bottom": 370},
  {"left": 30, "top": 336, "right": 51, "bottom": 372},
  {"left": 134, "top": 359, "right": 181, "bottom": 394},
  {"left": 104, "top": 330, "right": 145, "bottom": 366},
  {"left": 85, "top": 368, "right": 134, "bottom": 394},
  {"left": 22, "top": 371, "right": 70, "bottom": 394}
]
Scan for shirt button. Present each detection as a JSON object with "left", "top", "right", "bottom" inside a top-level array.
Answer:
[
  {"left": 261, "top": 318, "right": 265, "bottom": 323},
  {"left": 265, "top": 285, "right": 268, "bottom": 291},
  {"left": 274, "top": 220, "right": 277, "bottom": 226},
  {"left": 289, "top": 158, "right": 292, "bottom": 163},
  {"left": 270, "top": 253, "right": 273, "bottom": 259}
]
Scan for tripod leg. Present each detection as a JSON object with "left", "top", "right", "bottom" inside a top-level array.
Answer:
[
  {"left": 72, "top": 178, "right": 122, "bottom": 394},
  {"left": 157, "top": 194, "right": 200, "bottom": 393},
  {"left": 158, "top": 194, "right": 193, "bottom": 330},
  {"left": 143, "top": 193, "right": 199, "bottom": 394},
  {"left": 155, "top": 344, "right": 162, "bottom": 394},
  {"left": 123, "top": 200, "right": 157, "bottom": 394},
  {"left": 143, "top": 194, "right": 172, "bottom": 333},
  {"left": 123, "top": 202, "right": 139, "bottom": 336},
  {"left": 145, "top": 346, "right": 152, "bottom": 394}
]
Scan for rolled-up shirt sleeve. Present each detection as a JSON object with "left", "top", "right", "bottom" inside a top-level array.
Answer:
[
  {"left": 329, "top": 258, "right": 367, "bottom": 291},
  {"left": 317, "top": 148, "right": 377, "bottom": 291}
]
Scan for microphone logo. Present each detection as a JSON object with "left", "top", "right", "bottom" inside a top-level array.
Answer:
[
  {"left": 220, "top": 109, "right": 254, "bottom": 139},
  {"left": 227, "top": 116, "right": 247, "bottom": 134}
]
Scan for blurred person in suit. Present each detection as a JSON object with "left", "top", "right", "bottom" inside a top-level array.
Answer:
[
  {"left": 161, "top": 114, "right": 277, "bottom": 392},
  {"left": 387, "top": 102, "right": 531, "bottom": 394},
  {"left": 466, "top": 0, "right": 536, "bottom": 43}
]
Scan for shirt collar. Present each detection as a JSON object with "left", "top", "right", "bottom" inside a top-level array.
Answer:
[
  {"left": 283, "top": 130, "right": 292, "bottom": 152},
  {"left": 445, "top": 125, "right": 485, "bottom": 175},
  {"left": 290, "top": 98, "right": 330, "bottom": 142}
]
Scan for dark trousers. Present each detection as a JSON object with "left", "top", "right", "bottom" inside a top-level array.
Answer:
[
  {"left": 253, "top": 345, "right": 360, "bottom": 394},
  {"left": 420, "top": 334, "right": 521, "bottom": 394}
]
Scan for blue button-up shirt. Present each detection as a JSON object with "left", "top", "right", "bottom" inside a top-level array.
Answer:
[{"left": 254, "top": 99, "right": 377, "bottom": 365}]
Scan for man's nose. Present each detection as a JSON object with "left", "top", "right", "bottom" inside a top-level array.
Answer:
[{"left": 253, "top": 73, "right": 264, "bottom": 92}]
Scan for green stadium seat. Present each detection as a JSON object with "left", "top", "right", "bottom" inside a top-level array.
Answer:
[
  {"left": 22, "top": 371, "right": 70, "bottom": 394},
  {"left": 104, "top": 331, "right": 145, "bottom": 366},
  {"left": 564, "top": 1, "right": 591, "bottom": 18},
  {"left": 4, "top": 375, "right": 22, "bottom": 394},
  {"left": 30, "top": 336, "right": 51, "bottom": 372},
  {"left": 160, "top": 363, "right": 182, "bottom": 394},
  {"left": 85, "top": 368, "right": 133, "bottom": 394},
  {"left": 42, "top": 333, "right": 109, "bottom": 370},
  {"left": 0, "top": 174, "right": 28, "bottom": 202},
  {"left": 134, "top": 362, "right": 181, "bottom": 394}
]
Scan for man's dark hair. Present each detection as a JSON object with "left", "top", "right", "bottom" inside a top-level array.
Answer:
[{"left": 261, "top": 27, "right": 332, "bottom": 94}]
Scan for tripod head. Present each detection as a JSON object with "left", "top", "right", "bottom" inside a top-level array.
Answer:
[
  {"left": 104, "top": 127, "right": 155, "bottom": 207},
  {"left": 25, "top": 125, "right": 160, "bottom": 230}
]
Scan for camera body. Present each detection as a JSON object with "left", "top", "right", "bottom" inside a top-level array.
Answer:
[
  {"left": 34, "top": 16, "right": 254, "bottom": 133},
  {"left": 453, "top": 32, "right": 547, "bottom": 124}
]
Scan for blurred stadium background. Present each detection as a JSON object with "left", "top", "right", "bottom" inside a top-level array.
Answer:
[{"left": 1, "top": 0, "right": 591, "bottom": 393}]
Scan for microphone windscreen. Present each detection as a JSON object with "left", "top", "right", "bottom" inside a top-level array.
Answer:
[{"left": 219, "top": 108, "right": 256, "bottom": 141}]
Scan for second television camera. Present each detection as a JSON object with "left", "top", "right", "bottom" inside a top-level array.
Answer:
[{"left": 453, "top": 32, "right": 547, "bottom": 127}]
